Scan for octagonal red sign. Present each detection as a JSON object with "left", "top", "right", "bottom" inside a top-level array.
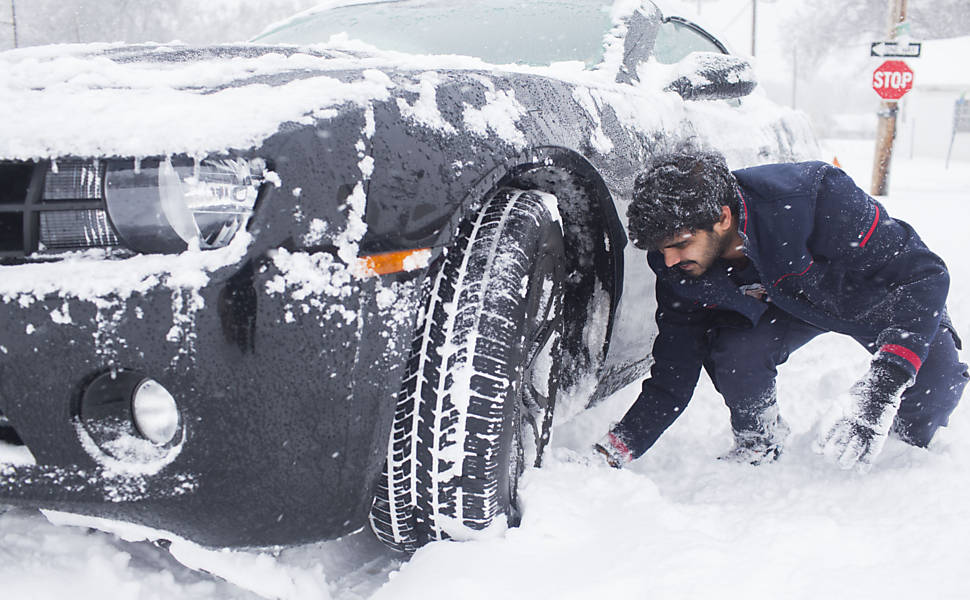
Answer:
[{"left": 872, "top": 60, "right": 914, "bottom": 100}]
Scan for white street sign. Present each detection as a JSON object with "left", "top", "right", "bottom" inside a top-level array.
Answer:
[{"left": 871, "top": 41, "right": 922, "bottom": 58}]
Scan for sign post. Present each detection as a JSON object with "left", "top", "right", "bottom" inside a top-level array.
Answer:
[
  {"left": 871, "top": 61, "right": 914, "bottom": 195},
  {"left": 946, "top": 98, "right": 970, "bottom": 169},
  {"left": 870, "top": 0, "right": 912, "bottom": 196}
]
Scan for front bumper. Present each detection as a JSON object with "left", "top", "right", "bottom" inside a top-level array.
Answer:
[{"left": 0, "top": 242, "right": 423, "bottom": 547}]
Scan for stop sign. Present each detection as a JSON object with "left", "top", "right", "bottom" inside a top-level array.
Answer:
[{"left": 872, "top": 60, "right": 914, "bottom": 100}]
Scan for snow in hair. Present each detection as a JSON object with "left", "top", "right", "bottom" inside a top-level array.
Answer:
[{"left": 627, "top": 150, "right": 738, "bottom": 250}]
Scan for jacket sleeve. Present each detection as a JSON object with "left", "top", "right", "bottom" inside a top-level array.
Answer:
[
  {"left": 810, "top": 165, "right": 949, "bottom": 378},
  {"left": 613, "top": 272, "right": 711, "bottom": 457}
]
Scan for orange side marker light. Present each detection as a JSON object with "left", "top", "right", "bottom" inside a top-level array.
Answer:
[{"left": 354, "top": 248, "right": 432, "bottom": 278}]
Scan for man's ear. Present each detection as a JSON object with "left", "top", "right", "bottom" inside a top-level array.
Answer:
[{"left": 713, "top": 205, "right": 733, "bottom": 234}]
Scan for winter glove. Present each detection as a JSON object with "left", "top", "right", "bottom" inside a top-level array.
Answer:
[
  {"left": 718, "top": 411, "right": 791, "bottom": 466},
  {"left": 593, "top": 431, "right": 633, "bottom": 469},
  {"left": 816, "top": 361, "right": 913, "bottom": 472}
]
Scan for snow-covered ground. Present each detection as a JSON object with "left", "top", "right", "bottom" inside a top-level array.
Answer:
[{"left": 2, "top": 140, "right": 968, "bottom": 599}]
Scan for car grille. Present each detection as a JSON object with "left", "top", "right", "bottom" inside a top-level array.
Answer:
[{"left": 0, "top": 159, "right": 121, "bottom": 260}]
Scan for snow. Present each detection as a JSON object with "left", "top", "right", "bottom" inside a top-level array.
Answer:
[
  {"left": 0, "top": 444, "right": 35, "bottom": 466},
  {"left": 4, "top": 140, "right": 966, "bottom": 600},
  {"left": 461, "top": 78, "right": 528, "bottom": 150},
  {"left": 533, "top": 190, "right": 563, "bottom": 229},
  {"left": 0, "top": 45, "right": 397, "bottom": 159},
  {"left": 75, "top": 419, "right": 185, "bottom": 477},
  {"left": 395, "top": 71, "right": 457, "bottom": 134},
  {"left": 572, "top": 87, "right": 615, "bottom": 154},
  {"left": 400, "top": 249, "right": 432, "bottom": 272},
  {"left": 265, "top": 248, "right": 357, "bottom": 325},
  {"left": 0, "top": 231, "right": 252, "bottom": 303},
  {"left": 907, "top": 36, "right": 970, "bottom": 89},
  {"left": 42, "top": 511, "right": 331, "bottom": 600}
]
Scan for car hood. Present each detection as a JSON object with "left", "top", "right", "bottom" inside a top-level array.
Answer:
[{"left": 0, "top": 42, "right": 406, "bottom": 160}]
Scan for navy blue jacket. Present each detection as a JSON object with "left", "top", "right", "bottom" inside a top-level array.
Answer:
[{"left": 617, "top": 161, "right": 952, "bottom": 457}]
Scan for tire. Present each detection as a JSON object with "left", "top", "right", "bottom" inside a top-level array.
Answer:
[{"left": 369, "top": 189, "right": 564, "bottom": 550}]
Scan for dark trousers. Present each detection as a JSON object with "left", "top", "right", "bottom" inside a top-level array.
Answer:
[{"left": 704, "top": 305, "right": 968, "bottom": 447}]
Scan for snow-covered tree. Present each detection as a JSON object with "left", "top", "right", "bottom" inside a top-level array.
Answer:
[
  {"left": 784, "top": 0, "right": 970, "bottom": 72},
  {"left": 2, "top": 0, "right": 321, "bottom": 49}
]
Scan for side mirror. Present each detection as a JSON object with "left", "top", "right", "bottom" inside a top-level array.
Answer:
[{"left": 661, "top": 52, "right": 757, "bottom": 101}]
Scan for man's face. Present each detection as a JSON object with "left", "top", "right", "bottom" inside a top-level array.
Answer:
[
  {"left": 654, "top": 204, "right": 739, "bottom": 277},
  {"left": 657, "top": 229, "right": 725, "bottom": 277}
]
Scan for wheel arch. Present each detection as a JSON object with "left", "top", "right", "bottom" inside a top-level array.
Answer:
[{"left": 443, "top": 146, "right": 626, "bottom": 390}]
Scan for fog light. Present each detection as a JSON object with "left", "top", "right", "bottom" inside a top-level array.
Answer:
[
  {"left": 79, "top": 370, "right": 184, "bottom": 467},
  {"left": 132, "top": 379, "right": 180, "bottom": 446}
]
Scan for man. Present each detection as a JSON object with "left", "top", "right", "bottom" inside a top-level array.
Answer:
[{"left": 595, "top": 150, "right": 967, "bottom": 471}]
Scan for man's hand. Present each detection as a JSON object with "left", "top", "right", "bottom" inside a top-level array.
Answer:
[
  {"left": 816, "top": 362, "right": 912, "bottom": 472},
  {"left": 593, "top": 431, "right": 634, "bottom": 469}
]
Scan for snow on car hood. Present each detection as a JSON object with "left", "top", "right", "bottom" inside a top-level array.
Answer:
[
  {"left": 0, "top": 9, "right": 645, "bottom": 163},
  {"left": 0, "top": 43, "right": 401, "bottom": 160},
  {"left": 0, "top": 41, "right": 587, "bottom": 161}
]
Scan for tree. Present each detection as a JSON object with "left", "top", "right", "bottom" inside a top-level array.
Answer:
[
  {"left": 3, "top": 0, "right": 321, "bottom": 48},
  {"left": 783, "top": 0, "right": 970, "bottom": 72}
]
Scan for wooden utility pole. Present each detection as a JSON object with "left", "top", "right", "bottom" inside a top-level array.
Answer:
[
  {"left": 2, "top": 0, "right": 16, "bottom": 48},
  {"left": 871, "top": 0, "right": 908, "bottom": 196},
  {"left": 9, "top": 0, "right": 15, "bottom": 48}
]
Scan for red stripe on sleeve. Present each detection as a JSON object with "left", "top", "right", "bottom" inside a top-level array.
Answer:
[
  {"left": 881, "top": 343, "right": 923, "bottom": 372},
  {"left": 859, "top": 204, "right": 880, "bottom": 248}
]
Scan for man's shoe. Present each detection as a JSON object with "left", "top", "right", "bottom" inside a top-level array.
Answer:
[{"left": 718, "top": 415, "right": 791, "bottom": 466}]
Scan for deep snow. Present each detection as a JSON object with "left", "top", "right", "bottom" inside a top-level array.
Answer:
[{"left": 2, "top": 140, "right": 968, "bottom": 600}]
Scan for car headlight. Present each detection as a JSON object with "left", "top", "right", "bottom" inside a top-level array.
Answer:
[{"left": 105, "top": 157, "right": 260, "bottom": 254}]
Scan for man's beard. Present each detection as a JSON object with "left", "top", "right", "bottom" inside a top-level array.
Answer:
[{"left": 675, "top": 229, "right": 733, "bottom": 278}]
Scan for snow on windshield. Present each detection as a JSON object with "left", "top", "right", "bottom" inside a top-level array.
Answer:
[{"left": 253, "top": 0, "right": 615, "bottom": 67}]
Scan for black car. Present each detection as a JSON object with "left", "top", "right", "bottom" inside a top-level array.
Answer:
[{"left": 0, "top": 0, "right": 816, "bottom": 552}]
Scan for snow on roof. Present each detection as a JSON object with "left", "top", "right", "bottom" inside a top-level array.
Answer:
[{"left": 914, "top": 36, "right": 970, "bottom": 90}]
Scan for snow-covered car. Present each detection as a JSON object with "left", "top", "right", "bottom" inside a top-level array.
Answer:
[{"left": 0, "top": 0, "right": 817, "bottom": 551}]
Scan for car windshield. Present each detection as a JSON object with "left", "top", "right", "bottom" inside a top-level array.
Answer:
[{"left": 253, "top": 0, "right": 616, "bottom": 68}]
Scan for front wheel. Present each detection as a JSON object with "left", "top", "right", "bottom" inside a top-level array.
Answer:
[{"left": 369, "top": 189, "right": 564, "bottom": 549}]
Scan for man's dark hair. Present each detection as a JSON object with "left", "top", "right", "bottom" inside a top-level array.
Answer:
[{"left": 627, "top": 150, "right": 739, "bottom": 250}]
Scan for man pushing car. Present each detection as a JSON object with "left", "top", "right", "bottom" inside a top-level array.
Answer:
[{"left": 595, "top": 150, "right": 967, "bottom": 471}]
